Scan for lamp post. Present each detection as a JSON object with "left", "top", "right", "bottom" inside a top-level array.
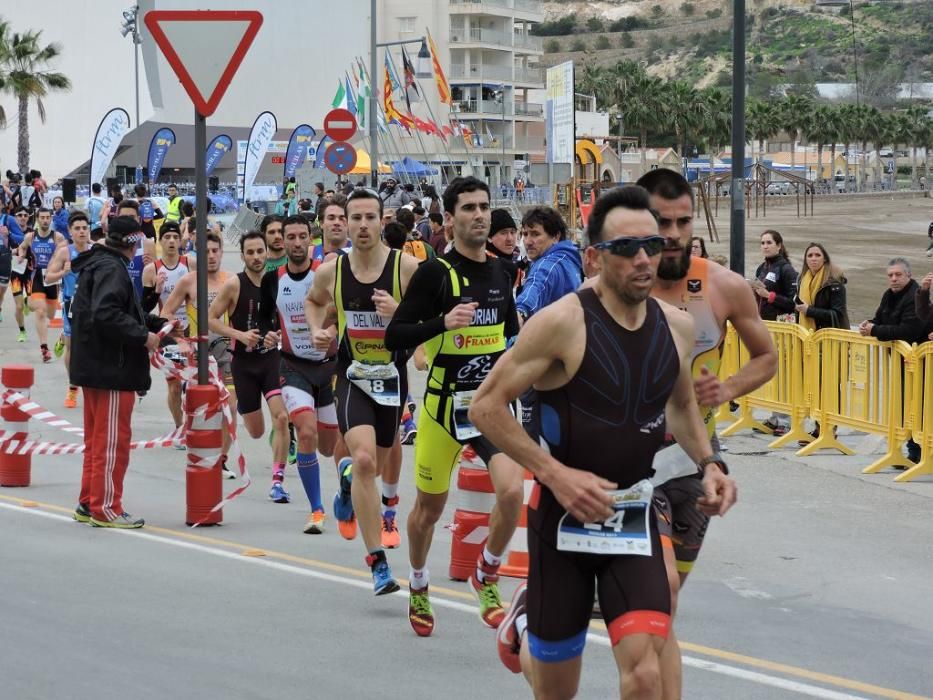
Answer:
[
  {"left": 497, "top": 86, "right": 506, "bottom": 190},
  {"left": 121, "top": 5, "right": 142, "bottom": 184}
]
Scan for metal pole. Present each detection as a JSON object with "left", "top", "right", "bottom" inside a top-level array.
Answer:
[
  {"left": 730, "top": 0, "right": 746, "bottom": 277},
  {"left": 134, "top": 7, "right": 141, "bottom": 181},
  {"left": 369, "top": 0, "right": 378, "bottom": 188},
  {"left": 195, "top": 110, "right": 208, "bottom": 385},
  {"left": 501, "top": 91, "right": 506, "bottom": 190}
]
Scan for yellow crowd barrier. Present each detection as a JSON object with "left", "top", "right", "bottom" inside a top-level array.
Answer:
[{"left": 714, "top": 323, "right": 932, "bottom": 483}]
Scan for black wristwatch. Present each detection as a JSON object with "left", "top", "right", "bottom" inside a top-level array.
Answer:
[{"left": 697, "top": 453, "right": 729, "bottom": 476}]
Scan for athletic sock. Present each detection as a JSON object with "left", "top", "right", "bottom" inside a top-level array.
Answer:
[
  {"left": 367, "top": 548, "right": 386, "bottom": 570},
  {"left": 381, "top": 482, "right": 399, "bottom": 515},
  {"left": 40, "top": 343, "right": 48, "bottom": 350},
  {"left": 18, "top": 326, "right": 24, "bottom": 332},
  {"left": 515, "top": 613, "right": 527, "bottom": 639},
  {"left": 476, "top": 546, "right": 502, "bottom": 583},
  {"left": 296, "top": 452, "right": 323, "bottom": 511},
  {"left": 410, "top": 567, "right": 429, "bottom": 591},
  {"left": 272, "top": 461, "right": 285, "bottom": 484}
]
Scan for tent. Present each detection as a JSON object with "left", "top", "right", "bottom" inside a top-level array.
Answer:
[
  {"left": 392, "top": 156, "right": 438, "bottom": 177},
  {"left": 350, "top": 149, "right": 392, "bottom": 175}
]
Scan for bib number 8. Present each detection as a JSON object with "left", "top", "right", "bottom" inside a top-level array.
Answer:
[{"left": 371, "top": 379, "right": 385, "bottom": 394}]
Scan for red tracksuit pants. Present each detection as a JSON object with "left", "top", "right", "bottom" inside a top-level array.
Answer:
[{"left": 78, "top": 388, "right": 135, "bottom": 521}]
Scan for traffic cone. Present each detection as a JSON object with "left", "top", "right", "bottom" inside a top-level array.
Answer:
[
  {"left": 499, "top": 469, "right": 534, "bottom": 579},
  {"left": 448, "top": 462, "right": 496, "bottom": 581},
  {"left": 49, "top": 299, "right": 63, "bottom": 329}
]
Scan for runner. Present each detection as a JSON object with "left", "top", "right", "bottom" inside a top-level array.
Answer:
[
  {"left": 9, "top": 207, "right": 33, "bottom": 341},
  {"left": 311, "top": 198, "right": 351, "bottom": 267},
  {"left": 256, "top": 215, "right": 339, "bottom": 521},
  {"left": 16, "top": 207, "right": 66, "bottom": 363},
  {"left": 0, "top": 205, "right": 25, "bottom": 325},
  {"left": 141, "top": 221, "right": 192, "bottom": 429},
  {"left": 43, "top": 211, "right": 92, "bottom": 407},
  {"left": 134, "top": 184, "right": 164, "bottom": 240},
  {"left": 384, "top": 176, "right": 524, "bottom": 637},
  {"left": 261, "top": 214, "right": 287, "bottom": 272},
  {"left": 161, "top": 230, "right": 236, "bottom": 477},
  {"left": 469, "top": 185, "right": 737, "bottom": 698},
  {"left": 305, "top": 188, "right": 419, "bottom": 594},
  {"left": 209, "top": 230, "right": 292, "bottom": 506},
  {"left": 111, "top": 199, "right": 156, "bottom": 301},
  {"left": 637, "top": 168, "right": 776, "bottom": 699}
]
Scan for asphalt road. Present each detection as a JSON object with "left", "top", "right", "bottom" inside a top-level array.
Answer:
[{"left": 1, "top": 245, "right": 931, "bottom": 700}]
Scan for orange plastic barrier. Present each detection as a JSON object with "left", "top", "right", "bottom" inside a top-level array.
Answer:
[
  {"left": 448, "top": 463, "right": 496, "bottom": 581},
  {"left": 0, "top": 365, "right": 35, "bottom": 486},
  {"left": 185, "top": 384, "right": 223, "bottom": 526},
  {"left": 499, "top": 469, "right": 533, "bottom": 579}
]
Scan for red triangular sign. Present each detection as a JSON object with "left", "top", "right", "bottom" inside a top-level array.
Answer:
[{"left": 144, "top": 10, "right": 263, "bottom": 117}]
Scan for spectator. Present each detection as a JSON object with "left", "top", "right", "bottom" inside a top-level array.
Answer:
[
  {"left": 51, "top": 196, "right": 70, "bottom": 239},
  {"left": 69, "top": 215, "right": 167, "bottom": 528},
  {"left": 516, "top": 206, "right": 583, "bottom": 323},
  {"left": 395, "top": 207, "right": 416, "bottom": 236},
  {"left": 274, "top": 187, "right": 298, "bottom": 217},
  {"left": 860, "top": 257, "right": 926, "bottom": 463},
  {"left": 380, "top": 178, "right": 411, "bottom": 208},
  {"left": 421, "top": 184, "right": 441, "bottom": 214},
  {"left": 926, "top": 220, "right": 933, "bottom": 257},
  {"left": 710, "top": 254, "right": 728, "bottom": 267},
  {"left": 486, "top": 208, "right": 522, "bottom": 289},
  {"left": 690, "top": 236, "right": 708, "bottom": 258},
  {"left": 752, "top": 229, "right": 798, "bottom": 322},
  {"left": 86, "top": 183, "right": 105, "bottom": 237},
  {"left": 916, "top": 271, "right": 932, "bottom": 331},
  {"left": 794, "top": 242, "right": 849, "bottom": 331},
  {"left": 427, "top": 213, "right": 446, "bottom": 254},
  {"left": 134, "top": 184, "right": 164, "bottom": 240}
]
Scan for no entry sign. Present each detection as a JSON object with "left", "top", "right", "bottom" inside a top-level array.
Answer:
[{"left": 324, "top": 108, "right": 358, "bottom": 142}]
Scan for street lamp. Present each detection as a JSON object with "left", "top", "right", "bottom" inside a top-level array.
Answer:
[
  {"left": 120, "top": 5, "right": 142, "bottom": 184},
  {"left": 416, "top": 38, "right": 432, "bottom": 79}
]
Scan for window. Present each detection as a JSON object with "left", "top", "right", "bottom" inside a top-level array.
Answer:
[{"left": 398, "top": 17, "right": 415, "bottom": 33}]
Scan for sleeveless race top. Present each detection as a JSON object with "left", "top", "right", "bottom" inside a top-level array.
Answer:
[
  {"left": 229, "top": 271, "right": 269, "bottom": 357},
  {"left": 538, "top": 289, "right": 680, "bottom": 488},
  {"left": 335, "top": 249, "right": 402, "bottom": 367},
  {"left": 274, "top": 264, "right": 325, "bottom": 361},
  {"left": 156, "top": 255, "right": 190, "bottom": 327},
  {"left": 187, "top": 270, "right": 229, "bottom": 339},
  {"left": 127, "top": 240, "right": 145, "bottom": 299},
  {"left": 31, "top": 232, "right": 56, "bottom": 270},
  {"left": 62, "top": 244, "right": 80, "bottom": 299}
]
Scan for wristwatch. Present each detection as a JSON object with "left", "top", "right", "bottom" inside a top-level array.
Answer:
[{"left": 697, "top": 453, "right": 729, "bottom": 476}]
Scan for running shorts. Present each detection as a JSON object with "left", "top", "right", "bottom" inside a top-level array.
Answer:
[
  {"left": 0, "top": 247, "right": 10, "bottom": 287},
  {"left": 334, "top": 361, "right": 407, "bottom": 449},
  {"left": 414, "top": 388, "right": 501, "bottom": 495},
  {"left": 10, "top": 271, "right": 30, "bottom": 296},
  {"left": 526, "top": 482, "right": 671, "bottom": 662},
  {"left": 29, "top": 269, "right": 58, "bottom": 301},
  {"left": 62, "top": 298, "right": 72, "bottom": 338},
  {"left": 231, "top": 351, "right": 282, "bottom": 415},
  {"left": 279, "top": 355, "right": 338, "bottom": 428}
]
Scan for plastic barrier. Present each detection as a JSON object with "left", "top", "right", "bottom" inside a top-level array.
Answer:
[
  {"left": 712, "top": 323, "right": 740, "bottom": 425},
  {"left": 185, "top": 384, "right": 223, "bottom": 526},
  {"left": 449, "top": 463, "right": 496, "bottom": 581},
  {"left": 889, "top": 340, "right": 932, "bottom": 482},
  {"left": 49, "top": 299, "right": 63, "bottom": 329},
  {"left": 798, "top": 330, "right": 914, "bottom": 472},
  {"left": 721, "top": 321, "right": 812, "bottom": 448},
  {"left": 0, "top": 365, "right": 35, "bottom": 486},
  {"left": 499, "top": 469, "right": 533, "bottom": 579}
]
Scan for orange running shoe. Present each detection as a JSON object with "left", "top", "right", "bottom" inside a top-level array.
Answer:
[
  {"left": 64, "top": 387, "right": 78, "bottom": 409},
  {"left": 303, "top": 509, "right": 326, "bottom": 535},
  {"left": 381, "top": 509, "right": 401, "bottom": 549}
]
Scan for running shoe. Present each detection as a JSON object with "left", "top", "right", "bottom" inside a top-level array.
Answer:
[
  {"left": 222, "top": 462, "right": 237, "bottom": 479},
  {"left": 269, "top": 482, "right": 290, "bottom": 503},
  {"left": 409, "top": 586, "right": 435, "bottom": 637},
  {"left": 64, "top": 387, "right": 78, "bottom": 409},
  {"left": 16, "top": 329, "right": 26, "bottom": 343},
  {"left": 470, "top": 558, "right": 507, "bottom": 629},
  {"left": 497, "top": 582, "right": 527, "bottom": 674},
  {"left": 461, "top": 444, "right": 478, "bottom": 465},
  {"left": 334, "top": 457, "right": 357, "bottom": 539},
  {"left": 53, "top": 334, "right": 65, "bottom": 358},
  {"left": 370, "top": 558, "right": 400, "bottom": 596},
  {"left": 400, "top": 418, "right": 417, "bottom": 446},
  {"left": 304, "top": 509, "right": 326, "bottom": 534},
  {"left": 381, "top": 509, "right": 401, "bottom": 549},
  {"left": 90, "top": 512, "right": 145, "bottom": 529},
  {"left": 288, "top": 437, "right": 298, "bottom": 466},
  {"left": 40, "top": 346, "right": 52, "bottom": 364},
  {"left": 73, "top": 503, "right": 91, "bottom": 524},
  {"left": 407, "top": 397, "right": 417, "bottom": 418}
]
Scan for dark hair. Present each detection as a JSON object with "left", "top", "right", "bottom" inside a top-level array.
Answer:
[
  {"left": 68, "top": 211, "right": 89, "bottom": 227},
  {"left": 403, "top": 183, "right": 415, "bottom": 192},
  {"left": 118, "top": 199, "right": 140, "bottom": 213},
  {"left": 182, "top": 201, "right": 195, "bottom": 217},
  {"left": 636, "top": 167, "right": 694, "bottom": 205},
  {"left": 91, "top": 183, "right": 102, "bottom": 194},
  {"left": 395, "top": 208, "right": 415, "bottom": 231},
  {"left": 112, "top": 191, "right": 124, "bottom": 205},
  {"left": 13, "top": 206, "right": 29, "bottom": 216},
  {"left": 134, "top": 184, "right": 148, "bottom": 198},
  {"left": 442, "top": 176, "right": 489, "bottom": 214},
  {"left": 690, "top": 236, "right": 708, "bottom": 258},
  {"left": 160, "top": 221, "right": 181, "bottom": 236},
  {"left": 803, "top": 241, "right": 845, "bottom": 282},
  {"left": 168, "top": 183, "right": 178, "bottom": 189},
  {"left": 205, "top": 231, "right": 223, "bottom": 248},
  {"left": 383, "top": 222, "right": 409, "bottom": 250},
  {"left": 314, "top": 182, "right": 324, "bottom": 193},
  {"left": 760, "top": 229, "right": 788, "bottom": 259},
  {"left": 521, "top": 206, "right": 567, "bottom": 241},
  {"left": 585, "top": 185, "right": 654, "bottom": 244},
  {"left": 428, "top": 212, "right": 443, "bottom": 226},
  {"left": 319, "top": 196, "right": 347, "bottom": 219},
  {"left": 422, "top": 184, "right": 438, "bottom": 199},
  {"left": 239, "top": 230, "right": 266, "bottom": 252},
  {"left": 345, "top": 188, "right": 383, "bottom": 216},
  {"left": 260, "top": 214, "right": 284, "bottom": 234},
  {"left": 412, "top": 205, "right": 426, "bottom": 217},
  {"left": 283, "top": 214, "right": 312, "bottom": 235},
  {"left": 36, "top": 207, "right": 52, "bottom": 216}
]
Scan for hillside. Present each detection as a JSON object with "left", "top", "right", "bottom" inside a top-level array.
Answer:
[{"left": 537, "top": 0, "right": 933, "bottom": 101}]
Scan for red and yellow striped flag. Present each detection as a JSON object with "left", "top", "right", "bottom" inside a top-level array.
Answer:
[
  {"left": 426, "top": 29, "right": 451, "bottom": 106},
  {"left": 384, "top": 60, "right": 413, "bottom": 130}
]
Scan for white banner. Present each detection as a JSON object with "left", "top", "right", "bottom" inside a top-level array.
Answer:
[
  {"left": 546, "top": 62, "right": 575, "bottom": 165},
  {"left": 89, "top": 108, "right": 131, "bottom": 189},
  {"left": 241, "top": 111, "right": 277, "bottom": 202}
]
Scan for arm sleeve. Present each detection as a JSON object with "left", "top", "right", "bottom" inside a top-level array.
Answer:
[
  {"left": 915, "top": 288, "right": 932, "bottom": 322},
  {"left": 90, "top": 271, "right": 150, "bottom": 346},
  {"left": 385, "top": 263, "right": 448, "bottom": 351},
  {"left": 257, "top": 270, "right": 279, "bottom": 333},
  {"left": 141, "top": 285, "right": 160, "bottom": 312}
]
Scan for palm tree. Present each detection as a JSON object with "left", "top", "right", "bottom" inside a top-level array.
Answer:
[
  {"left": 665, "top": 81, "right": 706, "bottom": 165},
  {"left": 576, "top": 61, "right": 605, "bottom": 108},
  {"left": 619, "top": 72, "right": 663, "bottom": 171},
  {"left": 824, "top": 105, "right": 844, "bottom": 188},
  {"left": 745, "top": 100, "right": 779, "bottom": 165},
  {"left": 803, "top": 105, "right": 834, "bottom": 187},
  {"left": 0, "top": 26, "right": 71, "bottom": 173},
  {"left": 836, "top": 103, "right": 860, "bottom": 192},
  {"left": 776, "top": 94, "right": 812, "bottom": 176},
  {"left": 700, "top": 87, "right": 731, "bottom": 175},
  {"left": 903, "top": 106, "right": 929, "bottom": 188}
]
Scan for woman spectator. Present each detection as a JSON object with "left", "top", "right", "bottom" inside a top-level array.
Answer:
[
  {"left": 690, "top": 236, "right": 708, "bottom": 258},
  {"left": 51, "top": 196, "right": 70, "bottom": 240},
  {"left": 794, "top": 242, "right": 849, "bottom": 331}
]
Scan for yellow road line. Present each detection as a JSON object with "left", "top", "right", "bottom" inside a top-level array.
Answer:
[{"left": 3, "top": 493, "right": 929, "bottom": 700}]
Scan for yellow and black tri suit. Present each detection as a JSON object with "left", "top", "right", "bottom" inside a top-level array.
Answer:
[{"left": 385, "top": 249, "right": 519, "bottom": 495}]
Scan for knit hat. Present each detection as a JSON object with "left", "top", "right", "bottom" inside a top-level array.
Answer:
[
  {"left": 489, "top": 208, "right": 517, "bottom": 237},
  {"left": 106, "top": 215, "right": 144, "bottom": 250}
]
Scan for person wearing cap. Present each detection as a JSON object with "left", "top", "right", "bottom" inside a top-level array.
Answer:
[
  {"left": 69, "top": 215, "right": 169, "bottom": 529},
  {"left": 380, "top": 177, "right": 411, "bottom": 208},
  {"left": 486, "top": 208, "right": 522, "bottom": 289}
]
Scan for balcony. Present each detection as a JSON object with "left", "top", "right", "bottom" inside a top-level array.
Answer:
[
  {"left": 514, "top": 101, "right": 544, "bottom": 117},
  {"left": 448, "top": 26, "right": 512, "bottom": 48},
  {"left": 513, "top": 33, "right": 543, "bottom": 52},
  {"left": 454, "top": 98, "right": 513, "bottom": 116},
  {"left": 449, "top": 0, "right": 511, "bottom": 14},
  {"left": 449, "top": 63, "right": 513, "bottom": 82},
  {"left": 513, "top": 65, "right": 543, "bottom": 84}
]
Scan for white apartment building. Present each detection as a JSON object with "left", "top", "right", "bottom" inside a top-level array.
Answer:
[{"left": 379, "top": 0, "right": 546, "bottom": 185}]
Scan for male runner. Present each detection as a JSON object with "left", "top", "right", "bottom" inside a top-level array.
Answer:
[
  {"left": 305, "top": 188, "right": 419, "bottom": 593},
  {"left": 311, "top": 198, "right": 351, "bottom": 266},
  {"left": 261, "top": 214, "right": 287, "bottom": 272},
  {"left": 209, "top": 231, "right": 291, "bottom": 505},
  {"left": 9, "top": 207, "right": 33, "bottom": 342},
  {"left": 257, "top": 215, "right": 339, "bottom": 520},
  {"left": 385, "top": 176, "right": 523, "bottom": 636},
  {"left": 111, "top": 199, "right": 156, "bottom": 301},
  {"left": 44, "top": 212, "right": 92, "bottom": 407},
  {"left": 637, "top": 168, "right": 776, "bottom": 699},
  {"left": 141, "top": 221, "right": 192, "bottom": 429},
  {"left": 0, "top": 206, "right": 25, "bottom": 323},
  {"left": 16, "top": 207, "right": 66, "bottom": 362},
  {"left": 470, "top": 185, "right": 737, "bottom": 699}
]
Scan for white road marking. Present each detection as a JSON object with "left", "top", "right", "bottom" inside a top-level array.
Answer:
[{"left": 724, "top": 575, "right": 774, "bottom": 599}]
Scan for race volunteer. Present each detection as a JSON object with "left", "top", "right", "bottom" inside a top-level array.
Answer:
[
  {"left": 471, "top": 186, "right": 736, "bottom": 699},
  {"left": 305, "top": 187, "right": 419, "bottom": 595},
  {"left": 385, "top": 176, "right": 523, "bottom": 638},
  {"left": 16, "top": 207, "right": 66, "bottom": 363}
]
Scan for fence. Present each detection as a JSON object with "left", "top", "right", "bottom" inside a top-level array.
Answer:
[{"left": 716, "top": 322, "right": 933, "bottom": 482}]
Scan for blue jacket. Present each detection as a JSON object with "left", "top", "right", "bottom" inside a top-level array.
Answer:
[
  {"left": 53, "top": 207, "right": 70, "bottom": 240},
  {"left": 0, "top": 213, "right": 25, "bottom": 248},
  {"left": 516, "top": 240, "right": 583, "bottom": 318}
]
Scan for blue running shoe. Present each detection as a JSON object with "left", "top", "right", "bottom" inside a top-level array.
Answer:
[
  {"left": 288, "top": 437, "right": 298, "bottom": 466},
  {"left": 400, "top": 418, "right": 417, "bottom": 445},
  {"left": 269, "top": 482, "right": 290, "bottom": 503},
  {"left": 333, "top": 458, "right": 354, "bottom": 521},
  {"left": 371, "top": 559, "right": 400, "bottom": 596}
]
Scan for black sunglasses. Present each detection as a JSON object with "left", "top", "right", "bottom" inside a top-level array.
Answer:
[{"left": 592, "top": 235, "right": 665, "bottom": 257}]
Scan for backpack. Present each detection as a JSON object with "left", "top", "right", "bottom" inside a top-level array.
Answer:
[{"left": 403, "top": 239, "right": 430, "bottom": 262}]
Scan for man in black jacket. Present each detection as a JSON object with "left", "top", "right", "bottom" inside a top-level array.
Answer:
[
  {"left": 70, "top": 216, "right": 167, "bottom": 528},
  {"left": 859, "top": 257, "right": 926, "bottom": 462}
]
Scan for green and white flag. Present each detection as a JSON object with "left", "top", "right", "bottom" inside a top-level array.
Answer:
[{"left": 331, "top": 80, "right": 347, "bottom": 110}]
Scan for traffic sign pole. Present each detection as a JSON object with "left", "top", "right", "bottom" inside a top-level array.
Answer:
[{"left": 195, "top": 110, "right": 209, "bottom": 385}]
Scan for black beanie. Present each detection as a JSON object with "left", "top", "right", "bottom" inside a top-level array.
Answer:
[{"left": 489, "top": 208, "right": 516, "bottom": 237}]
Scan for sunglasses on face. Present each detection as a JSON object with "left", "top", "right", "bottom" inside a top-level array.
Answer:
[{"left": 592, "top": 235, "right": 665, "bottom": 258}]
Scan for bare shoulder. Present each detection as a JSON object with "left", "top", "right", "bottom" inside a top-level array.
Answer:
[
  {"left": 658, "top": 298, "right": 695, "bottom": 355},
  {"left": 710, "top": 263, "right": 757, "bottom": 314},
  {"left": 532, "top": 291, "right": 583, "bottom": 332},
  {"left": 314, "top": 257, "right": 337, "bottom": 283}
]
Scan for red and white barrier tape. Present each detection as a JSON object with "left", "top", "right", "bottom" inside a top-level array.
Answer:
[{"left": 1, "top": 390, "right": 86, "bottom": 438}]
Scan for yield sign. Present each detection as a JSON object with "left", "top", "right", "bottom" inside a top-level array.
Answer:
[{"left": 144, "top": 10, "right": 263, "bottom": 117}]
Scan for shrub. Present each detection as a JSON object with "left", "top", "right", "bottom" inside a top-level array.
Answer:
[
  {"left": 652, "top": 5, "right": 664, "bottom": 18},
  {"left": 544, "top": 39, "right": 561, "bottom": 53},
  {"left": 570, "top": 38, "right": 587, "bottom": 52},
  {"left": 587, "top": 17, "right": 605, "bottom": 32},
  {"left": 681, "top": 3, "right": 696, "bottom": 16},
  {"left": 595, "top": 35, "right": 611, "bottom": 50},
  {"left": 706, "top": 8, "right": 722, "bottom": 19},
  {"left": 619, "top": 33, "right": 635, "bottom": 48},
  {"left": 531, "top": 16, "right": 576, "bottom": 36}
]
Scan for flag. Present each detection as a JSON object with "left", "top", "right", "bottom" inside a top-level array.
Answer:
[
  {"left": 426, "top": 29, "right": 451, "bottom": 105},
  {"left": 356, "top": 60, "right": 369, "bottom": 129},
  {"left": 400, "top": 45, "right": 421, "bottom": 110},
  {"left": 385, "top": 52, "right": 403, "bottom": 95},
  {"left": 384, "top": 55, "right": 413, "bottom": 132},
  {"left": 345, "top": 74, "right": 358, "bottom": 117},
  {"left": 331, "top": 80, "right": 347, "bottom": 109}
]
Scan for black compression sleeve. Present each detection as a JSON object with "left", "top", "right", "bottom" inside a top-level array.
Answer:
[
  {"left": 385, "top": 262, "right": 448, "bottom": 350},
  {"left": 141, "top": 285, "right": 160, "bottom": 312}
]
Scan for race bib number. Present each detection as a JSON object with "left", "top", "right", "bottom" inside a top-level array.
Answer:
[
  {"left": 347, "top": 361, "right": 400, "bottom": 406},
  {"left": 11, "top": 257, "right": 26, "bottom": 275},
  {"left": 557, "top": 480, "right": 654, "bottom": 556},
  {"left": 452, "top": 390, "right": 481, "bottom": 441},
  {"left": 650, "top": 443, "right": 697, "bottom": 487}
]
